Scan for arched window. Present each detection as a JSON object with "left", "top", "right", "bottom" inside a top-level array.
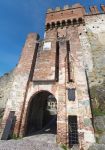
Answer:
[
  {"left": 78, "top": 18, "right": 83, "bottom": 24},
  {"left": 67, "top": 19, "right": 71, "bottom": 26},
  {"left": 51, "top": 22, "right": 55, "bottom": 29},
  {"left": 56, "top": 21, "right": 60, "bottom": 28},
  {"left": 46, "top": 23, "right": 50, "bottom": 30},
  {"left": 73, "top": 19, "right": 77, "bottom": 25},
  {"left": 62, "top": 20, "right": 66, "bottom": 27}
]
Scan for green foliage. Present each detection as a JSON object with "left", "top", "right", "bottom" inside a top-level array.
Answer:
[
  {"left": 61, "top": 144, "right": 68, "bottom": 150},
  {"left": 96, "top": 137, "right": 99, "bottom": 143},
  {"left": 12, "top": 134, "right": 18, "bottom": 139},
  {"left": 93, "top": 108, "right": 105, "bottom": 116},
  {"left": 12, "top": 134, "right": 22, "bottom": 140}
]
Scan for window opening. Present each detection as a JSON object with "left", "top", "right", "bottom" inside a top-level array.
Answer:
[
  {"left": 73, "top": 19, "right": 77, "bottom": 25},
  {"left": 57, "top": 21, "right": 60, "bottom": 28},
  {"left": 68, "top": 88, "right": 75, "bottom": 101},
  {"left": 55, "top": 41, "right": 59, "bottom": 81},
  {"left": 68, "top": 116, "right": 79, "bottom": 148},
  {"left": 67, "top": 20, "right": 71, "bottom": 26},
  {"left": 66, "top": 41, "right": 73, "bottom": 82},
  {"left": 62, "top": 20, "right": 66, "bottom": 27}
]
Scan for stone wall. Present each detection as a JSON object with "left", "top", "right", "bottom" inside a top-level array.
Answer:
[
  {"left": 0, "top": 70, "right": 14, "bottom": 133},
  {"left": 1, "top": 33, "right": 39, "bottom": 137},
  {"left": 79, "top": 14, "right": 105, "bottom": 142},
  {"left": 0, "top": 4, "right": 105, "bottom": 149}
]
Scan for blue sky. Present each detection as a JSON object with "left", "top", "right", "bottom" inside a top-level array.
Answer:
[{"left": 0, "top": 0, "right": 104, "bottom": 76}]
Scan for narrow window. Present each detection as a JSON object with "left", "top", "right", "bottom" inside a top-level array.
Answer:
[
  {"left": 68, "top": 116, "right": 79, "bottom": 147},
  {"left": 66, "top": 41, "right": 73, "bottom": 82},
  {"left": 55, "top": 41, "right": 59, "bottom": 81},
  {"left": 66, "top": 41, "right": 70, "bottom": 82}
]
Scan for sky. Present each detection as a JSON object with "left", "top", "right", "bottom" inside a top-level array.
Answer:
[{"left": 0, "top": 0, "right": 105, "bottom": 76}]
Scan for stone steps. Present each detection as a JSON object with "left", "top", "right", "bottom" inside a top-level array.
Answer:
[{"left": 0, "top": 134, "right": 62, "bottom": 150}]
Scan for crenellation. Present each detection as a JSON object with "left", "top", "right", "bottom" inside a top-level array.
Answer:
[
  {"left": 101, "top": 4, "right": 105, "bottom": 13},
  {"left": 55, "top": 6, "right": 61, "bottom": 11},
  {"left": 0, "top": 3, "right": 105, "bottom": 150},
  {"left": 47, "top": 8, "right": 53, "bottom": 13},
  {"left": 64, "top": 5, "right": 69, "bottom": 10}
]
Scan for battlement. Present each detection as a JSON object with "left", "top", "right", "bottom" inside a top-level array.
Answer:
[
  {"left": 47, "top": 3, "right": 105, "bottom": 14},
  {"left": 47, "top": 3, "right": 84, "bottom": 13},
  {"left": 45, "top": 3, "right": 105, "bottom": 31}
]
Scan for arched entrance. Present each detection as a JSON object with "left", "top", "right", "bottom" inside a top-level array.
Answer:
[{"left": 25, "top": 91, "right": 57, "bottom": 136}]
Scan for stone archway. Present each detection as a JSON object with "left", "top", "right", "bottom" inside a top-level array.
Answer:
[{"left": 25, "top": 91, "right": 57, "bottom": 136}]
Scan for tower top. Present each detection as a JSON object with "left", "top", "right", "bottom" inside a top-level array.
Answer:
[
  {"left": 46, "top": 3, "right": 85, "bottom": 30},
  {"left": 45, "top": 3, "right": 105, "bottom": 31}
]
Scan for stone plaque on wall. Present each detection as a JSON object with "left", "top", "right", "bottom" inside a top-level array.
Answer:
[{"left": 43, "top": 42, "right": 51, "bottom": 50}]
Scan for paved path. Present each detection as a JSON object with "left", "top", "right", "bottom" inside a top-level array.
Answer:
[{"left": 0, "top": 134, "right": 62, "bottom": 150}]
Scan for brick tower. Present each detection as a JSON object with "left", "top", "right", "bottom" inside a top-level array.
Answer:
[{"left": 1, "top": 3, "right": 105, "bottom": 149}]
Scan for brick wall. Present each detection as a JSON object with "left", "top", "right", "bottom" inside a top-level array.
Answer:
[
  {"left": 1, "top": 3, "right": 105, "bottom": 149},
  {"left": 1, "top": 33, "right": 39, "bottom": 137}
]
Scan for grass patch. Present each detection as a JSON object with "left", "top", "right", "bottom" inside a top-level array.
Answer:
[{"left": 93, "top": 108, "right": 105, "bottom": 116}]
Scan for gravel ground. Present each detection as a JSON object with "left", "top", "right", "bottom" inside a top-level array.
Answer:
[{"left": 0, "top": 134, "right": 62, "bottom": 150}]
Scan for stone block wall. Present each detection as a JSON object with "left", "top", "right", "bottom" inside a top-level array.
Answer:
[
  {"left": 0, "top": 70, "right": 14, "bottom": 133},
  {"left": 79, "top": 14, "right": 105, "bottom": 142},
  {"left": 33, "top": 40, "right": 57, "bottom": 81}
]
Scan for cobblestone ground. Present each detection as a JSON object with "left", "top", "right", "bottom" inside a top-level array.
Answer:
[{"left": 0, "top": 134, "right": 62, "bottom": 150}]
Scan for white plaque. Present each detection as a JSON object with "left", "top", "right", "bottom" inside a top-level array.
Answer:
[{"left": 43, "top": 42, "right": 51, "bottom": 50}]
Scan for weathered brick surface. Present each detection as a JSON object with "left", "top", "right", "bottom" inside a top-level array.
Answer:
[
  {"left": 57, "top": 122, "right": 67, "bottom": 144},
  {"left": 33, "top": 41, "right": 56, "bottom": 81},
  {"left": 46, "top": 4, "right": 85, "bottom": 24},
  {"left": 0, "top": 33, "right": 39, "bottom": 137},
  {"left": 1, "top": 3, "right": 105, "bottom": 150}
]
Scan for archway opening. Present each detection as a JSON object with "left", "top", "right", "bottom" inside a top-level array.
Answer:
[{"left": 25, "top": 91, "right": 57, "bottom": 136}]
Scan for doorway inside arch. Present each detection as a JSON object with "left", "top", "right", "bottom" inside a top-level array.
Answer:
[{"left": 25, "top": 91, "right": 57, "bottom": 136}]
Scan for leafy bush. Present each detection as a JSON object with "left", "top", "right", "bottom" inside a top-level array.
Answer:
[
  {"left": 61, "top": 144, "right": 68, "bottom": 150},
  {"left": 93, "top": 108, "right": 105, "bottom": 116}
]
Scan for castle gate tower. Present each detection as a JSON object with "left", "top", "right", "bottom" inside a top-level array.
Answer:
[{"left": 1, "top": 3, "right": 103, "bottom": 149}]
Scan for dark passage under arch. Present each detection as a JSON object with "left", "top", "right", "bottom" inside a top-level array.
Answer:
[{"left": 25, "top": 91, "right": 57, "bottom": 136}]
